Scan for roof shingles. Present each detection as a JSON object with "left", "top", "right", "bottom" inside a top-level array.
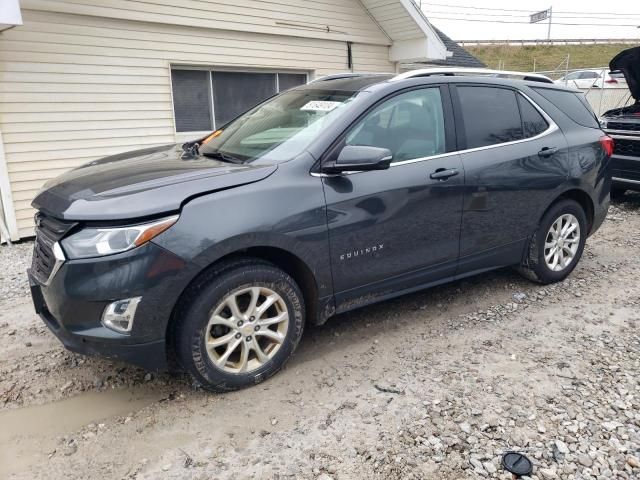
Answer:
[{"left": 425, "top": 27, "right": 486, "bottom": 68}]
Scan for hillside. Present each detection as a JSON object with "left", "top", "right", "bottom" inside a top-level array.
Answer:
[{"left": 465, "top": 43, "right": 635, "bottom": 75}]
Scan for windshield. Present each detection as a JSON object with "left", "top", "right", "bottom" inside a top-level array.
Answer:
[{"left": 199, "top": 89, "right": 359, "bottom": 163}]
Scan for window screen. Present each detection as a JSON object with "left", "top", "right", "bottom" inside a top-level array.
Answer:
[
  {"left": 346, "top": 88, "right": 445, "bottom": 162},
  {"left": 212, "top": 72, "right": 277, "bottom": 126},
  {"left": 172, "top": 68, "right": 308, "bottom": 132},
  {"left": 278, "top": 73, "right": 307, "bottom": 92},
  {"left": 532, "top": 88, "right": 599, "bottom": 128},
  {"left": 518, "top": 95, "right": 549, "bottom": 138},
  {"left": 171, "top": 70, "right": 212, "bottom": 132},
  {"left": 457, "top": 86, "right": 523, "bottom": 149}
]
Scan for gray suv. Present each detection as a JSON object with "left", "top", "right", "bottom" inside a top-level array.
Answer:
[{"left": 28, "top": 69, "right": 611, "bottom": 391}]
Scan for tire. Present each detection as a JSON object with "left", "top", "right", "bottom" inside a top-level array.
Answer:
[
  {"left": 175, "top": 258, "right": 305, "bottom": 392},
  {"left": 518, "top": 199, "right": 587, "bottom": 284}
]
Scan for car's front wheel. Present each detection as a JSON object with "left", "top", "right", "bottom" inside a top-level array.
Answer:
[
  {"left": 175, "top": 259, "right": 305, "bottom": 392},
  {"left": 518, "top": 199, "right": 587, "bottom": 284}
]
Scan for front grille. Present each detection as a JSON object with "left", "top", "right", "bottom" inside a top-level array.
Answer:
[
  {"left": 613, "top": 138, "right": 640, "bottom": 158},
  {"left": 31, "top": 213, "right": 76, "bottom": 285},
  {"left": 606, "top": 121, "right": 640, "bottom": 133}
]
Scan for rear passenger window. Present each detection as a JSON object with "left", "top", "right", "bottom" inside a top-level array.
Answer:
[
  {"left": 518, "top": 95, "right": 549, "bottom": 138},
  {"left": 532, "top": 88, "right": 599, "bottom": 129},
  {"left": 457, "top": 86, "right": 523, "bottom": 149}
]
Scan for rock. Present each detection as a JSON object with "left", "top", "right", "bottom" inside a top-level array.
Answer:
[
  {"left": 161, "top": 464, "right": 172, "bottom": 472},
  {"left": 578, "top": 453, "right": 593, "bottom": 467},
  {"left": 144, "top": 373, "right": 152, "bottom": 382},
  {"left": 553, "top": 440, "right": 570, "bottom": 455},
  {"left": 539, "top": 468, "right": 558, "bottom": 479},
  {"left": 602, "top": 421, "right": 623, "bottom": 431},
  {"left": 271, "top": 418, "right": 278, "bottom": 426},
  {"left": 459, "top": 422, "right": 471, "bottom": 434},
  {"left": 317, "top": 474, "right": 334, "bottom": 480},
  {"left": 627, "top": 455, "right": 639, "bottom": 468},
  {"left": 60, "top": 381, "right": 73, "bottom": 393},
  {"left": 483, "top": 461, "right": 497, "bottom": 474},
  {"left": 513, "top": 292, "right": 527, "bottom": 302},
  {"left": 61, "top": 440, "right": 78, "bottom": 456},
  {"left": 24, "top": 341, "right": 32, "bottom": 347}
]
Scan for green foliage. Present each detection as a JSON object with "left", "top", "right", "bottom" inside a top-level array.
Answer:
[{"left": 467, "top": 43, "right": 633, "bottom": 74}]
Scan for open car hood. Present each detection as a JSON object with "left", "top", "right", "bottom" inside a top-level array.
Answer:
[{"left": 610, "top": 46, "right": 640, "bottom": 102}]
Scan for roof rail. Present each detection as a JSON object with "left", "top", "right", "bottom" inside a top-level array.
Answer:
[
  {"left": 308, "top": 72, "right": 390, "bottom": 83},
  {"left": 392, "top": 68, "right": 554, "bottom": 84}
]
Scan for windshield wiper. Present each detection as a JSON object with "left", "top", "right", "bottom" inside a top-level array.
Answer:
[{"left": 201, "top": 151, "right": 243, "bottom": 164}]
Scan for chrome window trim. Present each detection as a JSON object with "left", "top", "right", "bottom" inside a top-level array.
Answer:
[
  {"left": 43, "top": 241, "right": 65, "bottom": 286},
  {"left": 311, "top": 89, "right": 558, "bottom": 175},
  {"left": 391, "top": 91, "right": 557, "bottom": 167}
]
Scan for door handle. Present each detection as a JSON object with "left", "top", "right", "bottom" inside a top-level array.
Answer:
[
  {"left": 430, "top": 168, "right": 459, "bottom": 181},
  {"left": 538, "top": 147, "right": 558, "bottom": 158}
]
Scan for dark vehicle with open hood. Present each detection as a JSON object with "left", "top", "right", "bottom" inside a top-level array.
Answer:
[
  {"left": 600, "top": 45, "right": 640, "bottom": 196},
  {"left": 28, "top": 68, "right": 611, "bottom": 391}
]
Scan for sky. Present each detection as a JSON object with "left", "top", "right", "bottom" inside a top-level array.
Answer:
[{"left": 418, "top": 0, "right": 640, "bottom": 41}]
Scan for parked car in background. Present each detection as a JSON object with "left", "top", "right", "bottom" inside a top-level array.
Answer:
[
  {"left": 556, "top": 69, "right": 627, "bottom": 89},
  {"left": 28, "top": 69, "right": 611, "bottom": 391},
  {"left": 600, "top": 46, "right": 640, "bottom": 196}
]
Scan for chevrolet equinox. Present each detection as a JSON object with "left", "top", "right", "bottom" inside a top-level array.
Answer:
[{"left": 29, "top": 70, "right": 612, "bottom": 391}]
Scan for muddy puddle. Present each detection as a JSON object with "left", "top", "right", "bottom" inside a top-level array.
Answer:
[{"left": 0, "top": 388, "right": 162, "bottom": 478}]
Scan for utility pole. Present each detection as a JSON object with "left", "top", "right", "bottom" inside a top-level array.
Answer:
[{"left": 547, "top": 6, "right": 552, "bottom": 42}]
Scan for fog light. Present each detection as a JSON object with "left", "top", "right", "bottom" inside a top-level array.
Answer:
[{"left": 102, "top": 297, "right": 141, "bottom": 334}]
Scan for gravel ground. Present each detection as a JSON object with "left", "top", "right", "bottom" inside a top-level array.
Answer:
[
  {"left": 0, "top": 195, "right": 639, "bottom": 480},
  {"left": 0, "top": 241, "right": 33, "bottom": 307}
]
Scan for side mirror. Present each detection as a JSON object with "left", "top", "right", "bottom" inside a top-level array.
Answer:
[{"left": 323, "top": 145, "right": 392, "bottom": 174}]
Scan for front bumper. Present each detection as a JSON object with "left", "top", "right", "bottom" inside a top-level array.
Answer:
[
  {"left": 28, "top": 241, "right": 198, "bottom": 371},
  {"left": 611, "top": 153, "right": 640, "bottom": 190}
]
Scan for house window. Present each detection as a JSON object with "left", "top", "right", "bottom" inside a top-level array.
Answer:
[{"left": 171, "top": 69, "right": 308, "bottom": 133}]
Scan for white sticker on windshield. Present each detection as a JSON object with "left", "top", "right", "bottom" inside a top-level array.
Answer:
[{"left": 300, "top": 101, "right": 342, "bottom": 112}]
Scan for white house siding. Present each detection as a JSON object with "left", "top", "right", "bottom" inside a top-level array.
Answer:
[{"left": 0, "top": 2, "right": 396, "bottom": 238}]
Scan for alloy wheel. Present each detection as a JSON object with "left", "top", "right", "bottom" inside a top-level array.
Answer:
[
  {"left": 544, "top": 213, "right": 581, "bottom": 272},
  {"left": 205, "top": 286, "right": 289, "bottom": 374}
]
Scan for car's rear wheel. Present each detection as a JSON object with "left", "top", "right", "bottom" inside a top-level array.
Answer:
[
  {"left": 175, "top": 259, "right": 304, "bottom": 392},
  {"left": 518, "top": 199, "right": 587, "bottom": 284}
]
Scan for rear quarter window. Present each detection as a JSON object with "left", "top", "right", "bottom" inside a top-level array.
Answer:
[{"left": 532, "top": 87, "right": 599, "bottom": 129}]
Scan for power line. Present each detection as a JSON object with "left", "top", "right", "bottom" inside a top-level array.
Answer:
[
  {"left": 425, "top": 9, "right": 638, "bottom": 21},
  {"left": 428, "top": 16, "right": 640, "bottom": 27},
  {"left": 420, "top": 2, "right": 640, "bottom": 16}
]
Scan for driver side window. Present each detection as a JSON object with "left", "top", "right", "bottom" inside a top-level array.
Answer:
[{"left": 345, "top": 88, "right": 446, "bottom": 162}]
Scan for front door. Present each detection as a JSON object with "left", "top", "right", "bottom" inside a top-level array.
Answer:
[{"left": 321, "top": 86, "right": 465, "bottom": 309}]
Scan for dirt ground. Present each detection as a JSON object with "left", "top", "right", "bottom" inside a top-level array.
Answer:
[{"left": 1, "top": 195, "right": 639, "bottom": 480}]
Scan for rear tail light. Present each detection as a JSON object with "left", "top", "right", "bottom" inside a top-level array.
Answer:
[
  {"left": 599, "top": 135, "right": 614, "bottom": 157},
  {"left": 605, "top": 78, "right": 618, "bottom": 84}
]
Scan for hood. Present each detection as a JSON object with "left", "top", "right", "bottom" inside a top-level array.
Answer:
[
  {"left": 610, "top": 45, "right": 640, "bottom": 102},
  {"left": 32, "top": 144, "right": 277, "bottom": 221}
]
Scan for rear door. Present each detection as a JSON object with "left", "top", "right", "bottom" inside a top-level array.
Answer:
[
  {"left": 322, "top": 86, "right": 465, "bottom": 306},
  {"left": 451, "top": 84, "right": 569, "bottom": 273}
]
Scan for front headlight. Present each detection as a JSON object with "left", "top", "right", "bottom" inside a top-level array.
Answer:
[{"left": 61, "top": 215, "right": 178, "bottom": 259}]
